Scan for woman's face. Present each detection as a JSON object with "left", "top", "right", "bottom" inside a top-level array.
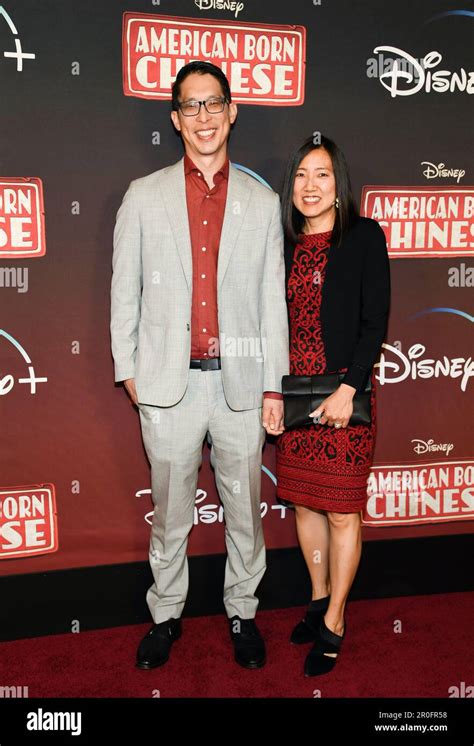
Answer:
[{"left": 292, "top": 148, "right": 337, "bottom": 223}]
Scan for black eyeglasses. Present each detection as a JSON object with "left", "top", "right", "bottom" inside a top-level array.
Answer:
[{"left": 177, "top": 96, "right": 228, "bottom": 117}]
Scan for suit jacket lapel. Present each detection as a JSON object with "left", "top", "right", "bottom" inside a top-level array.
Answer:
[
  {"left": 159, "top": 158, "right": 252, "bottom": 292},
  {"left": 218, "top": 162, "right": 251, "bottom": 288},
  {"left": 159, "top": 157, "right": 193, "bottom": 291}
]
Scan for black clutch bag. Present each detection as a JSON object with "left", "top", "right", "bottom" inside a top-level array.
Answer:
[{"left": 282, "top": 373, "right": 372, "bottom": 429}]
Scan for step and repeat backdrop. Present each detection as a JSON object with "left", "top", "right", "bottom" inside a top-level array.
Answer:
[{"left": 1, "top": 0, "right": 473, "bottom": 575}]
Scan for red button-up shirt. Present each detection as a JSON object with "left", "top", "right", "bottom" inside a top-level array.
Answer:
[
  {"left": 185, "top": 154, "right": 226, "bottom": 360},
  {"left": 184, "top": 154, "right": 282, "bottom": 401}
]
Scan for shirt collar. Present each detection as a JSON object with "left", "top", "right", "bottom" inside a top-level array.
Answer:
[{"left": 184, "top": 154, "right": 229, "bottom": 180}]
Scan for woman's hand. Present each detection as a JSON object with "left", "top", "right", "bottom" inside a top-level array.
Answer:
[{"left": 309, "top": 383, "right": 356, "bottom": 428}]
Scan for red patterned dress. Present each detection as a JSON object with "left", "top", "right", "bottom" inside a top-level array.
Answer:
[{"left": 276, "top": 230, "right": 376, "bottom": 513}]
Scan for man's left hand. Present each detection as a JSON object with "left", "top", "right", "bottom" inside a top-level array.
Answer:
[{"left": 262, "top": 398, "right": 285, "bottom": 435}]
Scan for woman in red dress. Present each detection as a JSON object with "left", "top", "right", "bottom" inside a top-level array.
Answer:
[{"left": 275, "top": 135, "right": 390, "bottom": 676}]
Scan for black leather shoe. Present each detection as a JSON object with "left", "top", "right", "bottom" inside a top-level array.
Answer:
[
  {"left": 229, "top": 616, "right": 266, "bottom": 669},
  {"left": 290, "top": 596, "right": 330, "bottom": 645},
  {"left": 136, "top": 618, "right": 182, "bottom": 669}
]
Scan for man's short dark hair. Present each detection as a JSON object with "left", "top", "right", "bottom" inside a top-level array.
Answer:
[{"left": 171, "top": 61, "right": 232, "bottom": 111}]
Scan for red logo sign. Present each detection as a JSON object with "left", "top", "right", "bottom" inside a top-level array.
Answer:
[
  {"left": 0, "top": 484, "right": 58, "bottom": 559},
  {"left": 0, "top": 178, "right": 46, "bottom": 258},
  {"left": 122, "top": 13, "right": 306, "bottom": 105},
  {"left": 363, "top": 461, "right": 474, "bottom": 526},
  {"left": 361, "top": 186, "right": 474, "bottom": 258}
]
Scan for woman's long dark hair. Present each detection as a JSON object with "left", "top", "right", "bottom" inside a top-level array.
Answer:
[{"left": 281, "top": 135, "right": 358, "bottom": 247}]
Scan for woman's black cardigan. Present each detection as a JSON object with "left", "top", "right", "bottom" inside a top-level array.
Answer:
[{"left": 283, "top": 217, "right": 391, "bottom": 392}]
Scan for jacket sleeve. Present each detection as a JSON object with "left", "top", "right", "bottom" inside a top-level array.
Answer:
[
  {"left": 110, "top": 180, "right": 143, "bottom": 383},
  {"left": 342, "top": 221, "right": 391, "bottom": 391},
  {"left": 260, "top": 193, "right": 290, "bottom": 393}
]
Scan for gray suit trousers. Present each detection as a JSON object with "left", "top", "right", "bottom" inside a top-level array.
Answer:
[{"left": 138, "top": 368, "right": 266, "bottom": 623}]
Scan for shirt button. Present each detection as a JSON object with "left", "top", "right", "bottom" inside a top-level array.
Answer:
[
  {"left": 201, "top": 273, "right": 206, "bottom": 278},
  {"left": 202, "top": 247, "right": 207, "bottom": 252},
  {"left": 203, "top": 220, "right": 208, "bottom": 225},
  {"left": 202, "top": 328, "right": 207, "bottom": 332},
  {"left": 197, "top": 172, "right": 201, "bottom": 177},
  {"left": 205, "top": 195, "right": 210, "bottom": 199},
  {"left": 201, "top": 301, "right": 206, "bottom": 306}
]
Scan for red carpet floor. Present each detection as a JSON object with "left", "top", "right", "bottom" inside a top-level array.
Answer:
[{"left": 1, "top": 592, "right": 472, "bottom": 698}]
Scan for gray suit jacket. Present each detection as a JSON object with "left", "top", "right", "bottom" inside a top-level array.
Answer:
[{"left": 110, "top": 157, "right": 289, "bottom": 409}]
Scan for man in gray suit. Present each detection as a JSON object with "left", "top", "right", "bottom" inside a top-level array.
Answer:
[{"left": 111, "top": 61, "right": 288, "bottom": 669}]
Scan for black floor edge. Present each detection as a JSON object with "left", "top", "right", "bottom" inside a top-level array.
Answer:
[{"left": 0, "top": 534, "right": 472, "bottom": 641}]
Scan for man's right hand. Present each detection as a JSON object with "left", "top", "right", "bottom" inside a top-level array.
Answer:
[{"left": 124, "top": 378, "right": 138, "bottom": 406}]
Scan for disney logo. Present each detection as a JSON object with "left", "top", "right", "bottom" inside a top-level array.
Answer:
[
  {"left": 0, "top": 6, "right": 36, "bottom": 72},
  {"left": 422, "top": 162, "right": 466, "bottom": 183},
  {"left": 376, "top": 343, "right": 473, "bottom": 392},
  {"left": 412, "top": 439, "right": 454, "bottom": 457},
  {"left": 373, "top": 46, "right": 474, "bottom": 97},
  {"left": 137, "top": 482, "right": 288, "bottom": 524},
  {"left": 0, "top": 330, "right": 47, "bottom": 395},
  {"left": 194, "top": 0, "right": 244, "bottom": 18}
]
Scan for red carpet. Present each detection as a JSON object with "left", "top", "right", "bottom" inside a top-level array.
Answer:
[{"left": 1, "top": 592, "right": 472, "bottom": 698}]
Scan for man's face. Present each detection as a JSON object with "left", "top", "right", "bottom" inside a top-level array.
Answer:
[{"left": 171, "top": 73, "right": 237, "bottom": 160}]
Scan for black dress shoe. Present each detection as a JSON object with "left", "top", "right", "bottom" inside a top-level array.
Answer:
[
  {"left": 229, "top": 616, "right": 266, "bottom": 669},
  {"left": 290, "top": 596, "right": 330, "bottom": 645},
  {"left": 136, "top": 618, "right": 182, "bottom": 669},
  {"left": 304, "top": 617, "right": 345, "bottom": 677}
]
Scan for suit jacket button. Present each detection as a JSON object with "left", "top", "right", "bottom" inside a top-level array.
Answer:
[{"left": 186, "top": 323, "right": 190, "bottom": 331}]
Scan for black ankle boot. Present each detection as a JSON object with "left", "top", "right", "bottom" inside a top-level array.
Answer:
[
  {"left": 290, "top": 596, "right": 330, "bottom": 645},
  {"left": 304, "top": 617, "right": 345, "bottom": 676}
]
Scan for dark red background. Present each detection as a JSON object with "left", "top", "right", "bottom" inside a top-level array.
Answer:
[{"left": 1, "top": 0, "right": 472, "bottom": 577}]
